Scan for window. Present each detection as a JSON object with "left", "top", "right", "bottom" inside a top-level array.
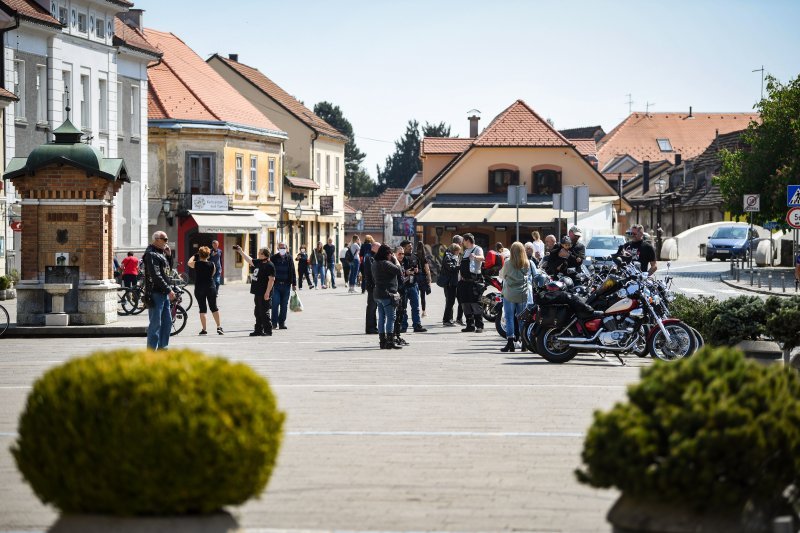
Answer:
[
  {"left": 250, "top": 155, "right": 257, "bottom": 193},
  {"left": 532, "top": 169, "right": 562, "bottom": 195},
  {"left": 130, "top": 85, "right": 140, "bottom": 136},
  {"left": 116, "top": 81, "right": 123, "bottom": 136},
  {"left": 188, "top": 153, "right": 214, "bottom": 194},
  {"left": 96, "top": 17, "right": 105, "bottom": 38},
  {"left": 78, "top": 13, "right": 87, "bottom": 32},
  {"left": 62, "top": 69, "right": 71, "bottom": 118},
  {"left": 98, "top": 79, "right": 108, "bottom": 132},
  {"left": 335, "top": 156, "right": 340, "bottom": 188},
  {"left": 325, "top": 154, "right": 331, "bottom": 187},
  {"left": 80, "top": 74, "right": 90, "bottom": 130},
  {"left": 487, "top": 168, "right": 519, "bottom": 194},
  {"left": 13, "top": 60, "right": 25, "bottom": 120},
  {"left": 657, "top": 138, "right": 673, "bottom": 152},
  {"left": 235, "top": 154, "right": 243, "bottom": 192},
  {"left": 58, "top": 6, "right": 67, "bottom": 25},
  {"left": 268, "top": 158, "right": 275, "bottom": 194},
  {"left": 316, "top": 152, "right": 321, "bottom": 182},
  {"left": 36, "top": 65, "right": 46, "bottom": 124}
]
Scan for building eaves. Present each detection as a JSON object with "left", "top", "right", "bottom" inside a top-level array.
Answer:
[{"left": 0, "top": 0, "right": 61, "bottom": 28}]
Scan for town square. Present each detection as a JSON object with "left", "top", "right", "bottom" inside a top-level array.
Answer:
[{"left": 0, "top": 1, "right": 799, "bottom": 532}]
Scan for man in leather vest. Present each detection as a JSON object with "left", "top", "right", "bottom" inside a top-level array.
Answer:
[{"left": 143, "top": 231, "right": 176, "bottom": 350}]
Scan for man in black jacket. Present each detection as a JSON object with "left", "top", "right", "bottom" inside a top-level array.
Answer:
[
  {"left": 270, "top": 242, "right": 297, "bottom": 330},
  {"left": 363, "top": 241, "right": 380, "bottom": 334},
  {"left": 143, "top": 231, "right": 176, "bottom": 350}
]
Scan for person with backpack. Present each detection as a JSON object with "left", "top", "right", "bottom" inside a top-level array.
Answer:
[
  {"left": 498, "top": 242, "right": 531, "bottom": 352},
  {"left": 339, "top": 244, "right": 350, "bottom": 288},
  {"left": 415, "top": 241, "right": 432, "bottom": 318},
  {"left": 359, "top": 235, "right": 375, "bottom": 294},
  {"left": 363, "top": 241, "right": 380, "bottom": 334},
  {"left": 346, "top": 235, "right": 361, "bottom": 293},
  {"left": 457, "top": 233, "right": 485, "bottom": 333},
  {"left": 438, "top": 242, "right": 461, "bottom": 326}
]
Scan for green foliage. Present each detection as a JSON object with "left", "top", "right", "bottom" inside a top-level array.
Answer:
[
  {"left": 705, "top": 295, "right": 765, "bottom": 345},
  {"left": 765, "top": 296, "right": 800, "bottom": 352},
  {"left": 7, "top": 269, "right": 20, "bottom": 284},
  {"left": 576, "top": 347, "right": 800, "bottom": 511},
  {"left": 375, "top": 120, "right": 453, "bottom": 193},
  {"left": 669, "top": 294, "right": 720, "bottom": 339},
  {"left": 11, "top": 349, "right": 285, "bottom": 515},
  {"left": 715, "top": 74, "right": 800, "bottom": 223},
  {"left": 0, "top": 275, "right": 10, "bottom": 290}
]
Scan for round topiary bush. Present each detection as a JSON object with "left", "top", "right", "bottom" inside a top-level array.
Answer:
[
  {"left": 706, "top": 295, "right": 766, "bottom": 345},
  {"left": 11, "top": 348, "right": 285, "bottom": 515},
  {"left": 576, "top": 346, "right": 800, "bottom": 515}
]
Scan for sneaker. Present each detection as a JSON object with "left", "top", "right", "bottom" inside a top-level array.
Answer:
[
  {"left": 217, "top": 326, "right": 224, "bottom": 335},
  {"left": 264, "top": 330, "right": 273, "bottom": 336},
  {"left": 322, "top": 285, "right": 327, "bottom": 289},
  {"left": 249, "top": 331, "right": 263, "bottom": 337},
  {"left": 279, "top": 324, "right": 288, "bottom": 330},
  {"left": 413, "top": 325, "right": 427, "bottom": 333},
  {"left": 199, "top": 330, "right": 207, "bottom": 335}
]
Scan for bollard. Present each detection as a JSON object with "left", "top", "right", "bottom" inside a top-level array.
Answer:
[
  {"left": 768, "top": 271, "right": 772, "bottom": 291},
  {"left": 750, "top": 269, "right": 755, "bottom": 286},
  {"left": 758, "top": 270, "right": 762, "bottom": 289},
  {"left": 782, "top": 273, "right": 786, "bottom": 293}
]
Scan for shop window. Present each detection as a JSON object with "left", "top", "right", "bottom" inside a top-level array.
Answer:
[
  {"left": 532, "top": 169, "right": 562, "bottom": 195},
  {"left": 488, "top": 168, "right": 519, "bottom": 194}
]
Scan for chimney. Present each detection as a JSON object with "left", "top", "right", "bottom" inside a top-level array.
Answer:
[
  {"left": 228, "top": 53, "right": 239, "bottom": 62},
  {"left": 688, "top": 106, "right": 693, "bottom": 118},
  {"left": 118, "top": 8, "right": 144, "bottom": 31},
  {"left": 467, "top": 109, "right": 481, "bottom": 138},
  {"left": 675, "top": 153, "right": 682, "bottom": 167},
  {"left": 642, "top": 160, "right": 650, "bottom": 194}
]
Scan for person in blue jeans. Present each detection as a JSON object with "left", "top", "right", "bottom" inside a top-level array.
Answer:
[
  {"left": 324, "top": 238, "right": 337, "bottom": 288},
  {"left": 347, "top": 235, "right": 361, "bottom": 292},
  {"left": 371, "top": 243, "right": 403, "bottom": 349},
  {"left": 270, "top": 242, "right": 297, "bottom": 329},
  {"left": 399, "top": 240, "right": 427, "bottom": 333},
  {"left": 499, "top": 242, "right": 531, "bottom": 353},
  {"left": 210, "top": 240, "right": 223, "bottom": 292},
  {"left": 142, "top": 231, "right": 176, "bottom": 350}
]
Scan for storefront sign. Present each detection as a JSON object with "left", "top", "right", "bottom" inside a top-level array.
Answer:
[
  {"left": 320, "top": 195, "right": 334, "bottom": 216},
  {"left": 191, "top": 195, "right": 229, "bottom": 211}
]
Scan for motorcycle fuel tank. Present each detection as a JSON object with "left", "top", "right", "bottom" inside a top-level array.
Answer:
[{"left": 606, "top": 297, "right": 637, "bottom": 314}]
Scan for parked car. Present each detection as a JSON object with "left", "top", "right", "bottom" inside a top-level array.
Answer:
[
  {"left": 584, "top": 235, "right": 627, "bottom": 268},
  {"left": 706, "top": 225, "right": 758, "bottom": 261}
]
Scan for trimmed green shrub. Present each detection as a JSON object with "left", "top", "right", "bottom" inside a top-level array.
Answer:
[
  {"left": 705, "top": 295, "right": 766, "bottom": 345},
  {"left": 670, "top": 294, "right": 721, "bottom": 339},
  {"left": 576, "top": 347, "right": 800, "bottom": 513},
  {"left": 11, "top": 348, "right": 285, "bottom": 515},
  {"left": 765, "top": 296, "right": 800, "bottom": 353},
  {"left": 0, "top": 275, "right": 10, "bottom": 290}
]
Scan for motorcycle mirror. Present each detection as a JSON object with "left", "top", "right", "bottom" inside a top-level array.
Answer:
[
  {"left": 613, "top": 257, "right": 624, "bottom": 267},
  {"left": 567, "top": 268, "right": 576, "bottom": 275}
]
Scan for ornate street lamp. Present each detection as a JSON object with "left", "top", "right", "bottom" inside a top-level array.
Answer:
[{"left": 654, "top": 177, "right": 667, "bottom": 256}]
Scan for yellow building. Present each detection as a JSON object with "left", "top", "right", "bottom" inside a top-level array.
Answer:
[{"left": 143, "top": 28, "right": 287, "bottom": 283}]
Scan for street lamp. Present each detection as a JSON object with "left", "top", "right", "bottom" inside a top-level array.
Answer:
[
  {"left": 654, "top": 177, "right": 667, "bottom": 257},
  {"left": 355, "top": 210, "right": 362, "bottom": 222}
]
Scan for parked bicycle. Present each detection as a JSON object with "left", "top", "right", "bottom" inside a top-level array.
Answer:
[
  {"left": 170, "top": 287, "right": 188, "bottom": 336},
  {"left": 0, "top": 302, "right": 9, "bottom": 337}
]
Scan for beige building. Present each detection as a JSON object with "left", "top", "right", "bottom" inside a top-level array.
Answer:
[{"left": 208, "top": 54, "right": 348, "bottom": 254}]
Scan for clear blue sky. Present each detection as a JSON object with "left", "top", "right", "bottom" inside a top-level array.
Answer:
[{"left": 135, "top": 0, "right": 799, "bottom": 181}]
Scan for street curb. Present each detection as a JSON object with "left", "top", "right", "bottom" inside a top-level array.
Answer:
[
  {"left": 720, "top": 277, "right": 799, "bottom": 298},
  {"left": 4, "top": 325, "right": 147, "bottom": 338}
]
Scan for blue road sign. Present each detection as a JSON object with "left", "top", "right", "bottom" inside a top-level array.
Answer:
[
  {"left": 763, "top": 221, "right": 779, "bottom": 230},
  {"left": 789, "top": 185, "right": 800, "bottom": 206}
]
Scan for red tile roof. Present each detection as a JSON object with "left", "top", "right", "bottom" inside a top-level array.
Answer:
[
  {"left": 421, "top": 137, "right": 472, "bottom": 155},
  {"left": 343, "top": 201, "right": 356, "bottom": 214},
  {"left": 473, "top": 100, "right": 571, "bottom": 147},
  {"left": 143, "top": 28, "right": 284, "bottom": 134},
  {"left": 285, "top": 176, "right": 319, "bottom": 190},
  {"left": 114, "top": 18, "right": 161, "bottom": 56},
  {"left": 211, "top": 55, "right": 347, "bottom": 142},
  {"left": 347, "top": 188, "right": 404, "bottom": 230},
  {"left": 0, "top": 87, "right": 18, "bottom": 101},
  {"left": 571, "top": 139, "right": 597, "bottom": 157},
  {"left": 597, "top": 112, "right": 758, "bottom": 171},
  {"left": 0, "top": 0, "right": 61, "bottom": 27}
]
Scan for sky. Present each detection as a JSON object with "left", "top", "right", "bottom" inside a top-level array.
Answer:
[{"left": 134, "top": 0, "right": 799, "bottom": 181}]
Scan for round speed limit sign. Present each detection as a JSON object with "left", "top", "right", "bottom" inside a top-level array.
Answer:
[{"left": 787, "top": 207, "right": 800, "bottom": 229}]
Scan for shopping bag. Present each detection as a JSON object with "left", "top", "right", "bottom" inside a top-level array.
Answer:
[{"left": 289, "top": 290, "right": 303, "bottom": 312}]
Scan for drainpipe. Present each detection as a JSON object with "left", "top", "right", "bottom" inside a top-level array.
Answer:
[
  {"left": 279, "top": 141, "right": 285, "bottom": 246},
  {"left": 1, "top": 15, "right": 21, "bottom": 275},
  {"left": 309, "top": 130, "right": 318, "bottom": 252}
]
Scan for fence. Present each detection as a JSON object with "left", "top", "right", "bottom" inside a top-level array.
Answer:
[{"left": 727, "top": 255, "right": 799, "bottom": 293}]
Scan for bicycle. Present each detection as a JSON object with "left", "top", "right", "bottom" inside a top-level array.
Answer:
[
  {"left": 117, "top": 285, "right": 147, "bottom": 316},
  {"left": 170, "top": 288, "right": 187, "bottom": 336},
  {"left": 0, "top": 302, "right": 9, "bottom": 337}
]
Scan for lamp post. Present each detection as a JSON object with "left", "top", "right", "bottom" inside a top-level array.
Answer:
[
  {"left": 294, "top": 204, "right": 302, "bottom": 251},
  {"left": 654, "top": 177, "right": 667, "bottom": 257},
  {"left": 355, "top": 210, "right": 363, "bottom": 233}
]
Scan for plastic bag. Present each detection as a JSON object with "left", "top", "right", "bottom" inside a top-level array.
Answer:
[{"left": 289, "top": 290, "right": 303, "bottom": 312}]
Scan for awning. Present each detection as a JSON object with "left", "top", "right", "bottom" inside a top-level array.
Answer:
[
  {"left": 285, "top": 176, "right": 320, "bottom": 190},
  {"left": 414, "top": 198, "right": 618, "bottom": 226},
  {"left": 317, "top": 215, "right": 342, "bottom": 224},
  {"left": 484, "top": 207, "right": 560, "bottom": 224},
  {"left": 415, "top": 205, "right": 490, "bottom": 225},
  {"left": 190, "top": 211, "right": 263, "bottom": 234}
]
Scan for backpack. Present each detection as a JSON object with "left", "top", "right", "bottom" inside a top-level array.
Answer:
[{"left": 345, "top": 247, "right": 354, "bottom": 262}]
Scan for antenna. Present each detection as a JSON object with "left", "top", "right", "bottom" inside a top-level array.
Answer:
[
  {"left": 752, "top": 65, "right": 765, "bottom": 100},
  {"left": 645, "top": 101, "right": 656, "bottom": 116},
  {"left": 625, "top": 93, "right": 633, "bottom": 114}
]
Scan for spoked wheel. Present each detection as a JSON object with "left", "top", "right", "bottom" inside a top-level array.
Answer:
[
  {"left": 634, "top": 325, "right": 650, "bottom": 358},
  {"left": 482, "top": 291, "right": 500, "bottom": 322},
  {"left": 648, "top": 322, "right": 697, "bottom": 361},
  {"left": 179, "top": 289, "right": 193, "bottom": 312},
  {"left": 0, "top": 304, "right": 9, "bottom": 337},
  {"left": 522, "top": 321, "right": 539, "bottom": 353},
  {"left": 131, "top": 291, "right": 147, "bottom": 315},
  {"left": 535, "top": 326, "right": 578, "bottom": 364},
  {"left": 170, "top": 304, "right": 187, "bottom": 336},
  {"left": 690, "top": 326, "right": 705, "bottom": 350},
  {"left": 495, "top": 305, "right": 507, "bottom": 339},
  {"left": 117, "top": 287, "right": 137, "bottom": 315}
]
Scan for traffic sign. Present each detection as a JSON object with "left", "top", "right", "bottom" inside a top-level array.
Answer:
[
  {"left": 763, "top": 221, "right": 779, "bottom": 230},
  {"left": 744, "top": 194, "right": 760, "bottom": 212},
  {"left": 789, "top": 185, "right": 800, "bottom": 207},
  {"left": 10, "top": 221, "right": 21, "bottom": 232},
  {"left": 787, "top": 207, "right": 800, "bottom": 229}
]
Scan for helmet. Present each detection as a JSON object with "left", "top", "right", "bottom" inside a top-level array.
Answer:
[
  {"left": 545, "top": 280, "right": 563, "bottom": 291},
  {"left": 560, "top": 276, "right": 574, "bottom": 290}
]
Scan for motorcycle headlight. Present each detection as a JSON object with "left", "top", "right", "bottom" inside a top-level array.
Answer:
[
  {"left": 616, "top": 288, "right": 627, "bottom": 299},
  {"left": 665, "top": 291, "right": 676, "bottom": 302}
]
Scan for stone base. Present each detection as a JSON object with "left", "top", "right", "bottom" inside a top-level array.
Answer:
[
  {"left": 49, "top": 511, "right": 241, "bottom": 533},
  {"left": 45, "top": 313, "right": 69, "bottom": 326},
  {"left": 14, "top": 279, "right": 119, "bottom": 326}
]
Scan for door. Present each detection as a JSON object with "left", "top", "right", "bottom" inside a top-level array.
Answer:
[{"left": 185, "top": 230, "right": 219, "bottom": 283}]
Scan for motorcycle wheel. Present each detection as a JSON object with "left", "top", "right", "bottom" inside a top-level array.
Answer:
[
  {"left": 482, "top": 290, "right": 500, "bottom": 322},
  {"left": 495, "top": 304, "right": 508, "bottom": 338},
  {"left": 648, "top": 322, "right": 697, "bottom": 361},
  {"left": 690, "top": 326, "right": 705, "bottom": 350},
  {"left": 523, "top": 321, "right": 539, "bottom": 353},
  {"left": 634, "top": 325, "right": 649, "bottom": 358},
  {"left": 536, "top": 326, "right": 578, "bottom": 364}
]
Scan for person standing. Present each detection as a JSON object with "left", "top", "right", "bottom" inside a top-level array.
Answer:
[
  {"left": 613, "top": 224, "right": 657, "bottom": 275},
  {"left": 359, "top": 235, "right": 375, "bottom": 294},
  {"left": 142, "top": 231, "right": 176, "bottom": 350},
  {"left": 187, "top": 246, "right": 223, "bottom": 335},
  {"left": 530, "top": 231, "right": 545, "bottom": 265},
  {"left": 340, "top": 243, "right": 350, "bottom": 289},
  {"left": 324, "top": 237, "right": 337, "bottom": 289},
  {"left": 121, "top": 251, "right": 140, "bottom": 288},
  {"left": 295, "top": 245, "right": 312, "bottom": 289},
  {"left": 415, "top": 241, "right": 432, "bottom": 318},
  {"left": 399, "top": 239, "right": 426, "bottom": 333},
  {"left": 457, "top": 233, "right": 485, "bottom": 333},
  {"left": 347, "top": 235, "right": 361, "bottom": 293},
  {"left": 566, "top": 225, "right": 586, "bottom": 268},
  {"left": 363, "top": 241, "right": 380, "bottom": 334},
  {"left": 452, "top": 234, "right": 465, "bottom": 325},
  {"left": 441, "top": 243, "right": 461, "bottom": 326},
  {"left": 311, "top": 242, "right": 327, "bottom": 289},
  {"left": 210, "top": 240, "right": 223, "bottom": 293},
  {"left": 271, "top": 242, "right": 297, "bottom": 329},
  {"left": 234, "top": 245, "right": 275, "bottom": 336},
  {"left": 372, "top": 244, "right": 403, "bottom": 350},
  {"left": 498, "top": 242, "right": 531, "bottom": 352}
]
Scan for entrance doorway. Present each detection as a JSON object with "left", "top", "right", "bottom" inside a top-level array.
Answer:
[{"left": 185, "top": 229, "right": 221, "bottom": 283}]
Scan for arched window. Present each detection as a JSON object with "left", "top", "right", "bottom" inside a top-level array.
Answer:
[
  {"left": 531, "top": 167, "right": 562, "bottom": 195},
  {"left": 487, "top": 165, "right": 519, "bottom": 194}
]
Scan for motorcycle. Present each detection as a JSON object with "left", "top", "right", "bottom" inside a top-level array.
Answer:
[
  {"left": 481, "top": 274, "right": 503, "bottom": 322},
  {"left": 534, "top": 261, "right": 697, "bottom": 364}
]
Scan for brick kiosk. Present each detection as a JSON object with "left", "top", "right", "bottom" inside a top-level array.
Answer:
[{"left": 3, "top": 115, "right": 129, "bottom": 325}]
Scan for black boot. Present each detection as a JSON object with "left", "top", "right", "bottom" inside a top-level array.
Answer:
[
  {"left": 387, "top": 335, "right": 402, "bottom": 349},
  {"left": 500, "top": 337, "right": 515, "bottom": 352},
  {"left": 379, "top": 333, "right": 387, "bottom": 349},
  {"left": 461, "top": 319, "right": 475, "bottom": 332},
  {"left": 395, "top": 334, "right": 409, "bottom": 346}
]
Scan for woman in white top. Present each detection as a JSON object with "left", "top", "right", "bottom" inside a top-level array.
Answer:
[{"left": 531, "top": 231, "right": 545, "bottom": 265}]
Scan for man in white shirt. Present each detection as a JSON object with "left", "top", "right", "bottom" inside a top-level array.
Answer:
[{"left": 457, "top": 233, "right": 486, "bottom": 333}]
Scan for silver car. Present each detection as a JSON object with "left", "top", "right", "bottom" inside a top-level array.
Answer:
[{"left": 584, "top": 235, "right": 627, "bottom": 268}]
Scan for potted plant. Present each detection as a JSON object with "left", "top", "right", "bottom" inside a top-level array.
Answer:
[
  {"left": 0, "top": 275, "right": 8, "bottom": 299},
  {"left": 12, "top": 348, "right": 285, "bottom": 532},
  {"left": 576, "top": 347, "right": 800, "bottom": 532}
]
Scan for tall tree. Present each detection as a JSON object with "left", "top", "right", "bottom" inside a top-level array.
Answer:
[
  {"left": 716, "top": 74, "right": 800, "bottom": 224},
  {"left": 376, "top": 120, "right": 452, "bottom": 192},
  {"left": 313, "top": 101, "right": 374, "bottom": 197}
]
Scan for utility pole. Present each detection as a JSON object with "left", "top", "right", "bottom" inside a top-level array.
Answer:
[{"left": 752, "top": 65, "right": 765, "bottom": 100}]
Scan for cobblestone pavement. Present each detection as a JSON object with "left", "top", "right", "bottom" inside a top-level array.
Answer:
[{"left": 0, "top": 260, "right": 774, "bottom": 533}]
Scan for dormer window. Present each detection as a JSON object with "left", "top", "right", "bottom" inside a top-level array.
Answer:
[{"left": 657, "top": 138, "right": 673, "bottom": 152}]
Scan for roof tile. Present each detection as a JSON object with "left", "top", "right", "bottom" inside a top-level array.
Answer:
[
  {"left": 421, "top": 137, "right": 472, "bottom": 154},
  {"left": 114, "top": 18, "right": 160, "bottom": 56},
  {"left": 1, "top": 0, "right": 60, "bottom": 26},
  {"left": 473, "top": 100, "right": 570, "bottom": 147}
]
